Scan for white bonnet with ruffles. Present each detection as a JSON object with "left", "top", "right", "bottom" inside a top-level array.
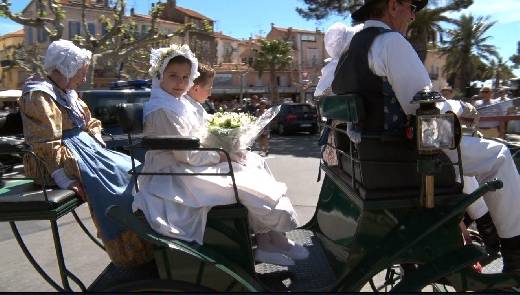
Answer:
[
  {"left": 44, "top": 40, "right": 92, "bottom": 79},
  {"left": 314, "top": 23, "right": 364, "bottom": 97},
  {"left": 149, "top": 44, "right": 200, "bottom": 90},
  {"left": 144, "top": 44, "right": 200, "bottom": 119}
]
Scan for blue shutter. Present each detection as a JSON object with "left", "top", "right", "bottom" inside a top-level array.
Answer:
[
  {"left": 69, "top": 21, "right": 81, "bottom": 39},
  {"left": 68, "top": 21, "right": 74, "bottom": 39},
  {"left": 75, "top": 22, "right": 81, "bottom": 37},
  {"left": 88, "top": 23, "right": 96, "bottom": 35},
  {"left": 27, "top": 27, "right": 33, "bottom": 44}
]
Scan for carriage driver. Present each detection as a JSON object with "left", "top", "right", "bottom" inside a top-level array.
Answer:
[{"left": 331, "top": 0, "right": 520, "bottom": 273}]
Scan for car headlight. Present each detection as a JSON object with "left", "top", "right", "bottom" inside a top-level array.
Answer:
[{"left": 417, "top": 114, "right": 456, "bottom": 151}]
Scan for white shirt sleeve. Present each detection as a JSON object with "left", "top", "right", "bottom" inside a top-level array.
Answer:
[
  {"left": 368, "top": 32, "right": 432, "bottom": 115},
  {"left": 144, "top": 109, "right": 220, "bottom": 167}
]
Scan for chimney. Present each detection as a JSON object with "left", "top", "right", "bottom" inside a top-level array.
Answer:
[
  {"left": 271, "top": 23, "right": 275, "bottom": 28},
  {"left": 130, "top": 7, "right": 135, "bottom": 15},
  {"left": 167, "top": 0, "right": 176, "bottom": 7}
]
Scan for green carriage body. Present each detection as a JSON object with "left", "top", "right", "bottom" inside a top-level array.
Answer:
[{"left": 2, "top": 96, "right": 519, "bottom": 292}]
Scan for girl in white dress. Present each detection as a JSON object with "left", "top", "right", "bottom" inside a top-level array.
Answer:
[{"left": 133, "top": 45, "right": 308, "bottom": 266}]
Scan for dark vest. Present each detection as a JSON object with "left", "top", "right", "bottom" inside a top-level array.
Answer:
[{"left": 331, "top": 27, "right": 407, "bottom": 135}]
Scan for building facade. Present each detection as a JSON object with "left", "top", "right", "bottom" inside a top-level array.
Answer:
[
  {"left": 266, "top": 24, "right": 327, "bottom": 102},
  {"left": 424, "top": 49, "right": 449, "bottom": 92},
  {"left": 0, "top": 29, "right": 25, "bottom": 90},
  {"left": 158, "top": 0, "right": 217, "bottom": 66}
]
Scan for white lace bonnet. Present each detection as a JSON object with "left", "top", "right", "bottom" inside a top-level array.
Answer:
[
  {"left": 149, "top": 44, "right": 200, "bottom": 89},
  {"left": 314, "top": 23, "right": 364, "bottom": 97},
  {"left": 44, "top": 40, "right": 92, "bottom": 79}
]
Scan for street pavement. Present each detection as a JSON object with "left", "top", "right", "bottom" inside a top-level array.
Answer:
[{"left": 0, "top": 133, "right": 324, "bottom": 292}]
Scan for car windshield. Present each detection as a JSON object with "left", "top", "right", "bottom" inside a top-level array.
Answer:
[
  {"left": 81, "top": 91, "right": 150, "bottom": 125},
  {"left": 286, "top": 104, "right": 313, "bottom": 113}
]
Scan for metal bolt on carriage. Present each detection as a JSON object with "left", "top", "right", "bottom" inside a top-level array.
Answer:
[{"left": 1, "top": 91, "right": 520, "bottom": 292}]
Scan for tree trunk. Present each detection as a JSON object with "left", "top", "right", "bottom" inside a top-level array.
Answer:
[
  {"left": 86, "top": 54, "right": 97, "bottom": 89},
  {"left": 269, "top": 69, "right": 279, "bottom": 103}
]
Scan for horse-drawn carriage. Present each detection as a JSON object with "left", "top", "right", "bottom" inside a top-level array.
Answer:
[{"left": 0, "top": 92, "right": 519, "bottom": 292}]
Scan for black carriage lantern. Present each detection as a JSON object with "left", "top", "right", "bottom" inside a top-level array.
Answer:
[{"left": 411, "top": 88, "right": 459, "bottom": 208}]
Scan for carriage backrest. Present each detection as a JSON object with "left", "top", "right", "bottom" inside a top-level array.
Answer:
[
  {"left": 320, "top": 94, "right": 365, "bottom": 124},
  {"left": 116, "top": 103, "right": 144, "bottom": 134}
]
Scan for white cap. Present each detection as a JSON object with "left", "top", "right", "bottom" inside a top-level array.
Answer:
[{"left": 44, "top": 40, "right": 92, "bottom": 79}]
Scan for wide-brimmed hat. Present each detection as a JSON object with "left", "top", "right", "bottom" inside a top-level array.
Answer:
[{"left": 351, "top": 0, "right": 428, "bottom": 22}]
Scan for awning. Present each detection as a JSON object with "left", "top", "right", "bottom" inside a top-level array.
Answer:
[{"left": 0, "top": 90, "right": 22, "bottom": 102}]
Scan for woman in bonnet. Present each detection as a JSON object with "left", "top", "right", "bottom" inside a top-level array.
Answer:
[
  {"left": 19, "top": 40, "right": 152, "bottom": 267},
  {"left": 133, "top": 44, "right": 308, "bottom": 266}
]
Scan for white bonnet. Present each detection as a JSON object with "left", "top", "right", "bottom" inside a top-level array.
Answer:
[
  {"left": 325, "top": 22, "right": 364, "bottom": 59},
  {"left": 314, "top": 23, "right": 364, "bottom": 97},
  {"left": 149, "top": 44, "right": 200, "bottom": 90},
  {"left": 44, "top": 39, "right": 92, "bottom": 79}
]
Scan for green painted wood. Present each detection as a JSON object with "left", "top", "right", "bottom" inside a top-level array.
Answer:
[{"left": 320, "top": 95, "right": 365, "bottom": 123}]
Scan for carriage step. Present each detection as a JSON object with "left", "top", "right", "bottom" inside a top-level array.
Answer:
[{"left": 255, "top": 229, "right": 336, "bottom": 291}]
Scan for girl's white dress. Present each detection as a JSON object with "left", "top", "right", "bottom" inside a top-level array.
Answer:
[{"left": 132, "top": 89, "right": 298, "bottom": 244}]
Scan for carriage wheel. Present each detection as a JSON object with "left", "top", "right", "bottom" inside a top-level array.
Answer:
[
  {"left": 362, "top": 264, "right": 451, "bottom": 292},
  {"left": 105, "top": 279, "right": 216, "bottom": 292}
]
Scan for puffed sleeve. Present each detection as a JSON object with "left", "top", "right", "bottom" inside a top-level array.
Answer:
[
  {"left": 18, "top": 91, "right": 78, "bottom": 180},
  {"left": 144, "top": 109, "right": 220, "bottom": 166}
]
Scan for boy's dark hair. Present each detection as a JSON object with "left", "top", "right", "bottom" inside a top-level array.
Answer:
[{"left": 193, "top": 63, "right": 215, "bottom": 86}]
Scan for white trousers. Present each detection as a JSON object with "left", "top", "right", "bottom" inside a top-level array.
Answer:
[{"left": 444, "top": 136, "right": 520, "bottom": 238}]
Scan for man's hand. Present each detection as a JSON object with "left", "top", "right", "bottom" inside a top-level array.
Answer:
[
  {"left": 69, "top": 181, "right": 87, "bottom": 201},
  {"left": 460, "top": 102, "right": 480, "bottom": 128}
]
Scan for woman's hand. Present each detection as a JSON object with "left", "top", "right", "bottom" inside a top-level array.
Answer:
[{"left": 69, "top": 181, "right": 87, "bottom": 201}]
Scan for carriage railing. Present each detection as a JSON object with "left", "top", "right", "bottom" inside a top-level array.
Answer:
[
  {"left": 0, "top": 139, "right": 104, "bottom": 292},
  {"left": 317, "top": 95, "right": 464, "bottom": 194},
  {"left": 125, "top": 136, "right": 240, "bottom": 204}
]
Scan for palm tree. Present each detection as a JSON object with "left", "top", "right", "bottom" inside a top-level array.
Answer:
[
  {"left": 440, "top": 14, "right": 498, "bottom": 91},
  {"left": 488, "top": 56, "right": 515, "bottom": 88},
  {"left": 407, "top": 0, "right": 473, "bottom": 62},
  {"left": 253, "top": 40, "right": 293, "bottom": 103}
]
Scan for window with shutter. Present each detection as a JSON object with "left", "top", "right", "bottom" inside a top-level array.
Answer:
[
  {"left": 68, "top": 21, "right": 81, "bottom": 39},
  {"left": 88, "top": 23, "right": 96, "bottom": 35}
]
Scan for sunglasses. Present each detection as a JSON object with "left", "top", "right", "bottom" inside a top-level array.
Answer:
[{"left": 401, "top": 1, "right": 418, "bottom": 13}]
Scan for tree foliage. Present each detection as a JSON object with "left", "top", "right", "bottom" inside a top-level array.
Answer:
[
  {"left": 511, "top": 54, "right": 520, "bottom": 69},
  {"left": 440, "top": 14, "right": 498, "bottom": 91},
  {"left": 0, "top": 0, "right": 184, "bottom": 87},
  {"left": 253, "top": 39, "right": 293, "bottom": 102},
  {"left": 407, "top": 0, "right": 472, "bottom": 62},
  {"left": 296, "top": 0, "right": 473, "bottom": 62}
]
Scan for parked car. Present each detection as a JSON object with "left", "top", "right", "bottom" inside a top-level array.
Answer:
[
  {"left": 272, "top": 103, "right": 319, "bottom": 135},
  {"left": 80, "top": 83, "right": 151, "bottom": 156}
]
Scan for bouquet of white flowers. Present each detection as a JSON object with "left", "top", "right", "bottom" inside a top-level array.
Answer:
[{"left": 199, "top": 106, "right": 280, "bottom": 158}]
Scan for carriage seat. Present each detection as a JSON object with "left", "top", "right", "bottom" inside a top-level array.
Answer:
[
  {"left": 320, "top": 95, "right": 462, "bottom": 201},
  {"left": 0, "top": 141, "right": 80, "bottom": 220},
  {"left": 0, "top": 180, "right": 77, "bottom": 213}
]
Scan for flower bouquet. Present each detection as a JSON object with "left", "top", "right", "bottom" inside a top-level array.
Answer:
[{"left": 199, "top": 106, "right": 281, "bottom": 158}]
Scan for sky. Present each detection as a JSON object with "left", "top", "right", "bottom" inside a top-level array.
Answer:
[{"left": 1, "top": 0, "right": 519, "bottom": 75}]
